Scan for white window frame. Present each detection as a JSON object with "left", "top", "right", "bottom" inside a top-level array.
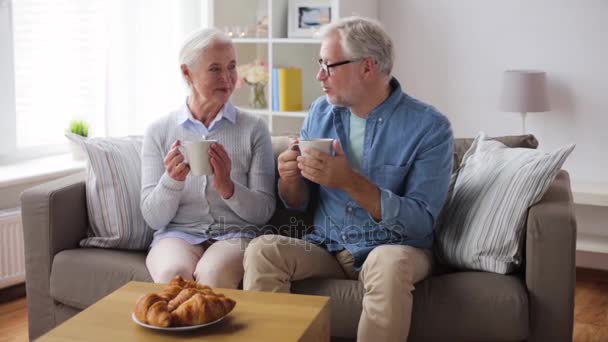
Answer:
[
  {"left": 0, "top": 0, "right": 17, "bottom": 160},
  {"left": 0, "top": 0, "right": 73, "bottom": 164}
]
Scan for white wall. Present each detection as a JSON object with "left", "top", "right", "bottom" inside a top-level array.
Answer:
[{"left": 380, "top": 0, "right": 608, "bottom": 184}]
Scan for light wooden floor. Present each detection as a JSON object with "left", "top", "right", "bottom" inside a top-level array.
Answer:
[
  {"left": 573, "top": 268, "right": 608, "bottom": 341},
  {"left": 1, "top": 268, "right": 607, "bottom": 342},
  {"left": 0, "top": 296, "right": 28, "bottom": 342}
]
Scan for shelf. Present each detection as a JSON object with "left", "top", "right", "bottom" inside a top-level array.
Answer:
[
  {"left": 271, "top": 38, "right": 321, "bottom": 44},
  {"left": 272, "top": 111, "right": 307, "bottom": 118},
  {"left": 572, "top": 181, "right": 608, "bottom": 206},
  {"left": 577, "top": 233, "right": 608, "bottom": 253},
  {"left": 231, "top": 38, "right": 322, "bottom": 44},
  {"left": 210, "top": 0, "right": 377, "bottom": 135},
  {"left": 235, "top": 107, "right": 308, "bottom": 118},
  {"left": 231, "top": 38, "right": 268, "bottom": 44},
  {"left": 238, "top": 107, "right": 270, "bottom": 116}
]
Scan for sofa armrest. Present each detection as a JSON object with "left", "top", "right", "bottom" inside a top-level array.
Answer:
[
  {"left": 20, "top": 172, "right": 88, "bottom": 339},
  {"left": 525, "top": 170, "right": 576, "bottom": 342}
]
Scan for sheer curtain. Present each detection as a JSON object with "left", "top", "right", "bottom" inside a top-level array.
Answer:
[
  {"left": 12, "top": 0, "right": 107, "bottom": 149},
  {"left": 9, "top": 0, "right": 206, "bottom": 156},
  {"left": 104, "top": 0, "right": 206, "bottom": 137}
]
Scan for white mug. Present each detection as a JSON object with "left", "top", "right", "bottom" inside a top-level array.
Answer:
[
  {"left": 180, "top": 140, "right": 217, "bottom": 176},
  {"left": 294, "top": 138, "right": 334, "bottom": 158}
]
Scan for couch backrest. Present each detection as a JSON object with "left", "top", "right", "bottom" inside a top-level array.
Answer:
[
  {"left": 267, "top": 134, "right": 540, "bottom": 237},
  {"left": 453, "top": 134, "right": 538, "bottom": 171},
  {"left": 271, "top": 134, "right": 539, "bottom": 173}
]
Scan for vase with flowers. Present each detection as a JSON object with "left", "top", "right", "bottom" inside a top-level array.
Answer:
[{"left": 237, "top": 60, "right": 269, "bottom": 109}]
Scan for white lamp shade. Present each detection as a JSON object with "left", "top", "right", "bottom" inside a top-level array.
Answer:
[{"left": 500, "top": 70, "right": 550, "bottom": 113}]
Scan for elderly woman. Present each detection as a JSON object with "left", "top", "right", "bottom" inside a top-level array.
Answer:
[{"left": 140, "top": 28, "right": 275, "bottom": 288}]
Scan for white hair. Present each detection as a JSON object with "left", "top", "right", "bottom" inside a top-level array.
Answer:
[
  {"left": 320, "top": 16, "right": 394, "bottom": 77},
  {"left": 178, "top": 27, "right": 232, "bottom": 69}
]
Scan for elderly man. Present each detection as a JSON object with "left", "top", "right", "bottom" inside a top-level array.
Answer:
[{"left": 243, "top": 17, "right": 453, "bottom": 341}]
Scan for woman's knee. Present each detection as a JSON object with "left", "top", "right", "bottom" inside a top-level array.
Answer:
[
  {"left": 149, "top": 263, "right": 195, "bottom": 284},
  {"left": 195, "top": 258, "right": 244, "bottom": 288}
]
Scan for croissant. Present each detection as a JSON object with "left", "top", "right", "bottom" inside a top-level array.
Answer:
[
  {"left": 158, "top": 285, "right": 183, "bottom": 301},
  {"left": 171, "top": 293, "right": 236, "bottom": 326},
  {"left": 167, "top": 288, "right": 199, "bottom": 312},
  {"left": 134, "top": 276, "right": 236, "bottom": 328},
  {"left": 169, "top": 275, "right": 213, "bottom": 292},
  {"left": 134, "top": 293, "right": 172, "bottom": 327},
  {"left": 147, "top": 300, "right": 172, "bottom": 327}
]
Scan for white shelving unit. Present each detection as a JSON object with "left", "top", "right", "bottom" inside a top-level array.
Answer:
[{"left": 207, "top": 0, "right": 377, "bottom": 134}]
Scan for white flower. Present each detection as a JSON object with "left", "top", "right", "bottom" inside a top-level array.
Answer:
[{"left": 237, "top": 60, "right": 268, "bottom": 86}]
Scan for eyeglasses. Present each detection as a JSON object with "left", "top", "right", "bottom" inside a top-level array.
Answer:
[{"left": 317, "top": 58, "right": 361, "bottom": 76}]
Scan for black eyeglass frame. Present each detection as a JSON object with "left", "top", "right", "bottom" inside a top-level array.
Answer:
[{"left": 317, "top": 58, "right": 362, "bottom": 76}]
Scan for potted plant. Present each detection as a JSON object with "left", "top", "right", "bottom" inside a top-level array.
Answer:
[
  {"left": 66, "top": 119, "right": 90, "bottom": 161},
  {"left": 68, "top": 119, "right": 89, "bottom": 138}
]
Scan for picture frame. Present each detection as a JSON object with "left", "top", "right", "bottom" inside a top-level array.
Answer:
[{"left": 287, "top": 0, "right": 332, "bottom": 38}]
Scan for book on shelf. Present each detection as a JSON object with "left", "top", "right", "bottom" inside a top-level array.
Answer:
[
  {"left": 271, "top": 67, "right": 303, "bottom": 112},
  {"left": 272, "top": 68, "right": 280, "bottom": 111}
]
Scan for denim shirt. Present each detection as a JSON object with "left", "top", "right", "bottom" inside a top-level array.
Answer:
[{"left": 296, "top": 78, "right": 453, "bottom": 269}]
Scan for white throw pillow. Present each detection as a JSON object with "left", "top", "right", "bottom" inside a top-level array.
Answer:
[
  {"left": 66, "top": 133, "right": 153, "bottom": 250},
  {"left": 435, "top": 132, "right": 575, "bottom": 274}
]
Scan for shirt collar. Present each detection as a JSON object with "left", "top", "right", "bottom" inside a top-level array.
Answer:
[
  {"left": 367, "top": 77, "right": 403, "bottom": 119},
  {"left": 176, "top": 98, "right": 237, "bottom": 126}
]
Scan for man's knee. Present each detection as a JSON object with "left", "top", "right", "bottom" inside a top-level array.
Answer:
[
  {"left": 364, "top": 245, "right": 418, "bottom": 275},
  {"left": 244, "top": 235, "right": 292, "bottom": 263}
]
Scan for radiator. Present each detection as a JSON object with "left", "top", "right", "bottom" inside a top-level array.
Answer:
[{"left": 0, "top": 208, "right": 25, "bottom": 289}]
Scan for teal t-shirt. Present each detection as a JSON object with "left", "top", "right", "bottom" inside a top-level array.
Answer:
[{"left": 347, "top": 112, "right": 366, "bottom": 171}]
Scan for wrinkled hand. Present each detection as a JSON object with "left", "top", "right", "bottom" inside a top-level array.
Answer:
[
  {"left": 277, "top": 137, "right": 302, "bottom": 185},
  {"left": 297, "top": 140, "right": 354, "bottom": 189},
  {"left": 164, "top": 140, "right": 190, "bottom": 181},
  {"left": 209, "top": 143, "right": 234, "bottom": 199}
]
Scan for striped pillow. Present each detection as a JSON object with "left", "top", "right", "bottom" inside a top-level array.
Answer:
[
  {"left": 66, "top": 134, "right": 153, "bottom": 250},
  {"left": 435, "top": 132, "right": 575, "bottom": 274}
]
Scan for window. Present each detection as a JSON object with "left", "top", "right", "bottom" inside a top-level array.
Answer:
[
  {"left": 1, "top": 0, "right": 209, "bottom": 163},
  {"left": 13, "top": 0, "right": 106, "bottom": 150}
]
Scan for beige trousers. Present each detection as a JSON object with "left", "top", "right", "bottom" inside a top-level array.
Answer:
[
  {"left": 243, "top": 235, "right": 432, "bottom": 342},
  {"left": 146, "top": 237, "right": 251, "bottom": 289}
]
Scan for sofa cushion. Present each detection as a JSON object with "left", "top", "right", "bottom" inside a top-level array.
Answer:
[
  {"left": 66, "top": 134, "right": 153, "bottom": 250},
  {"left": 453, "top": 134, "right": 538, "bottom": 171},
  {"left": 292, "top": 272, "right": 529, "bottom": 341},
  {"left": 50, "top": 248, "right": 151, "bottom": 309},
  {"left": 436, "top": 132, "right": 575, "bottom": 274}
]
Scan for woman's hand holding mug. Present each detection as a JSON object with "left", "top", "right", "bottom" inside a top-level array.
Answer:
[
  {"left": 209, "top": 143, "right": 234, "bottom": 199},
  {"left": 164, "top": 140, "right": 190, "bottom": 181}
]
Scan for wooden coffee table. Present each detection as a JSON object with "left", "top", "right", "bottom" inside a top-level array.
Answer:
[{"left": 38, "top": 281, "right": 330, "bottom": 341}]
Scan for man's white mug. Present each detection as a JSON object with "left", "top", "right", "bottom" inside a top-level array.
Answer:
[
  {"left": 294, "top": 138, "right": 334, "bottom": 158},
  {"left": 181, "top": 140, "right": 217, "bottom": 176}
]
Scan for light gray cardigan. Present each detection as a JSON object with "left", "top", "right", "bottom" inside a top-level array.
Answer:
[{"left": 140, "top": 107, "right": 275, "bottom": 238}]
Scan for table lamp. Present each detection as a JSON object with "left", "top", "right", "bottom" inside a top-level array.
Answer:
[{"left": 499, "top": 70, "right": 550, "bottom": 134}]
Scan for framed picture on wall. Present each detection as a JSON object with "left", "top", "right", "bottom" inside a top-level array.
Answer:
[{"left": 287, "top": 0, "right": 332, "bottom": 38}]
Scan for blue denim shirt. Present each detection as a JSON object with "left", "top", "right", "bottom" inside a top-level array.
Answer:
[{"left": 296, "top": 78, "right": 453, "bottom": 269}]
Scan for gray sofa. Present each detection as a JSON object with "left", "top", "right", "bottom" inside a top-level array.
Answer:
[{"left": 21, "top": 135, "right": 576, "bottom": 341}]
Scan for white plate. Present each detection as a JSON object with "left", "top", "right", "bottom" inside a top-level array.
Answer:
[{"left": 131, "top": 312, "right": 225, "bottom": 331}]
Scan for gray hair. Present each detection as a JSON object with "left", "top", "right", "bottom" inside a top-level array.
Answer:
[
  {"left": 178, "top": 27, "right": 232, "bottom": 69},
  {"left": 320, "top": 16, "right": 394, "bottom": 77}
]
